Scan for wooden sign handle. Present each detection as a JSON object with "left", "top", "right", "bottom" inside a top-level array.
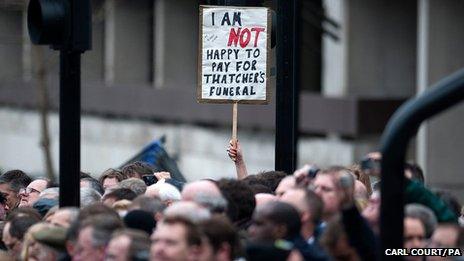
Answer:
[{"left": 232, "top": 102, "right": 238, "bottom": 145}]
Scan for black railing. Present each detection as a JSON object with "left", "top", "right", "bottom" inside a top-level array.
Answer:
[{"left": 380, "top": 68, "right": 464, "bottom": 259}]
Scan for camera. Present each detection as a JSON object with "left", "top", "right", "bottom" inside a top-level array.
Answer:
[
  {"left": 142, "top": 175, "right": 158, "bottom": 186},
  {"left": 360, "top": 158, "right": 380, "bottom": 172}
]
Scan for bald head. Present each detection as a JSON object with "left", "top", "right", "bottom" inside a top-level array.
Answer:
[
  {"left": 255, "top": 193, "right": 277, "bottom": 206},
  {"left": 275, "top": 176, "right": 296, "bottom": 197},
  {"left": 181, "top": 180, "right": 221, "bottom": 201},
  {"left": 164, "top": 201, "right": 211, "bottom": 223}
]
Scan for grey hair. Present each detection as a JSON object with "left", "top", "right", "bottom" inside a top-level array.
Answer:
[
  {"left": 164, "top": 201, "right": 211, "bottom": 223},
  {"left": 193, "top": 193, "right": 228, "bottom": 213},
  {"left": 39, "top": 187, "right": 60, "bottom": 200},
  {"left": 405, "top": 203, "right": 437, "bottom": 238},
  {"left": 58, "top": 207, "right": 80, "bottom": 223},
  {"left": 157, "top": 183, "right": 181, "bottom": 202},
  {"left": 118, "top": 178, "right": 147, "bottom": 196},
  {"left": 80, "top": 187, "right": 102, "bottom": 208}
]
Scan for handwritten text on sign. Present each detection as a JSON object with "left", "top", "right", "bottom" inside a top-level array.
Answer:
[{"left": 199, "top": 6, "right": 270, "bottom": 103}]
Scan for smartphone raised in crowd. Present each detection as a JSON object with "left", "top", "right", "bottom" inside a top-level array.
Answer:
[{"left": 142, "top": 175, "right": 158, "bottom": 186}]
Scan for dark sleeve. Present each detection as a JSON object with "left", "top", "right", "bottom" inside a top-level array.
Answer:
[
  {"left": 405, "top": 179, "right": 457, "bottom": 223},
  {"left": 342, "top": 205, "right": 378, "bottom": 261}
]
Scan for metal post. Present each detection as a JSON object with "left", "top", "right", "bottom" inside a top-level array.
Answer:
[
  {"left": 275, "top": 0, "right": 299, "bottom": 174},
  {"left": 59, "top": 49, "right": 81, "bottom": 207}
]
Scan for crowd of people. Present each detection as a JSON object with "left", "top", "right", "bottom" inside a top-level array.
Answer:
[{"left": 0, "top": 141, "right": 462, "bottom": 260}]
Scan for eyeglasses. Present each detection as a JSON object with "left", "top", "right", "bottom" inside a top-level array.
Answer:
[
  {"left": 311, "top": 184, "right": 336, "bottom": 193},
  {"left": 19, "top": 187, "right": 41, "bottom": 195}
]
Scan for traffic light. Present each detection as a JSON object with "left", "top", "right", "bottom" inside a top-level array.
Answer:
[{"left": 27, "top": 0, "right": 91, "bottom": 51}]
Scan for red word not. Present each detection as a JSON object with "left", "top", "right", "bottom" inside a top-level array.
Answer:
[{"left": 227, "top": 27, "right": 265, "bottom": 48}]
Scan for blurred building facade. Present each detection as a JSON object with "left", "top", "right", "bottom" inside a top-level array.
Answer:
[{"left": 0, "top": 0, "right": 463, "bottom": 199}]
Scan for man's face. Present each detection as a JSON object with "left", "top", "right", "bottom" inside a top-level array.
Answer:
[
  {"left": 19, "top": 179, "right": 47, "bottom": 207},
  {"left": 105, "top": 235, "right": 131, "bottom": 261},
  {"left": 73, "top": 227, "right": 105, "bottom": 261},
  {"left": 3, "top": 222, "right": 21, "bottom": 257},
  {"left": 0, "top": 183, "right": 20, "bottom": 211},
  {"left": 103, "top": 178, "right": 119, "bottom": 191},
  {"left": 151, "top": 222, "right": 192, "bottom": 261},
  {"left": 361, "top": 191, "right": 380, "bottom": 231},
  {"left": 248, "top": 208, "right": 280, "bottom": 242},
  {"left": 404, "top": 217, "right": 426, "bottom": 250},
  {"left": 312, "top": 174, "right": 340, "bottom": 218},
  {"left": 430, "top": 226, "right": 459, "bottom": 248}
]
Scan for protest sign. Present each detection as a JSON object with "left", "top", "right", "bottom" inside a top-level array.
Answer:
[{"left": 198, "top": 6, "right": 271, "bottom": 104}]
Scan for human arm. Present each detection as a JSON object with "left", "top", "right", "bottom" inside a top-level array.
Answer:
[{"left": 227, "top": 140, "right": 248, "bottom": 179}]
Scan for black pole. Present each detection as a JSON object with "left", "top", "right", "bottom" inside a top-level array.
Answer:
[
  {"left": 59, "top": 50, "right": 81, "bottom": 207},
  {"left": 379, "top": 68, "right": 464, "bottom": 259},
  {"left": 27, "top": 0, "right": 90, "bottom": 207},
  {"left": 275, "top": 0, "right": 299, "bottom": 173}
]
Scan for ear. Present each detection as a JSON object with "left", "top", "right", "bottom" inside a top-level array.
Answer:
[
  {"left": 189, "top": 245, "right": 203, "bottom": 259},
  {"left": 215, "top": 242, "right": 232, "bottom": 261},
  {"left": 301, "top": 211, "right": 311, "bottom": 224},
  {"left": 154, "top": 212, "right": 163, "bottom": 222}
]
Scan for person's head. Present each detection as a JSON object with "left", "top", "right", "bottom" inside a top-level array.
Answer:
[
  {"left": 80, "top": 187, "right": 102, "bottom": 208},
  {"left": 312, "top": 166, "right": 351, "bottom": 220},
  {"left": 361, "top": 190, "right": 381, "bottom": 233},
  {"left": 254, "top": 171, "right": 288, "bottom": 192},
  {"left": 49, "top": 207, "right": 79, "bottom": 228},
  {"left": 39, "top": 187, "right": 59, "bottom": 200},
  {"left": 3, "top": 215, "right": 40, "bottom": 258},
  {"left": 21, "top": 222, "right": 65, "bottom": 261},
  {"left": 145, "top": 182, "right": 181, "bottom": 206},
  {"left": 151, "top": 216, "right": 203, "bottom": 261},
  {"left": 19, "top": 178, "right": 50, "bottom": 208},
  {"left": 106, "top": 229, "right": 151, "bottom": 261},
  {"left": 102, "top": 188, "right": 137, "bottom": 206},
  {"left": 248, "top": 201, "right": 301, "bottom": 243},
  {"left": 405, "top": 204, "right": 437, "bottom": 238},
  {"left": 320, "top": 215, "right": 359, "bottom": 260},
  {"left": 129, "top": 195, "right": 166, "bottom": 221},
  {"left": 66, "top": 204, "right": 121, "bottom": 253},
  {"left": 163, "top": 201, "right": 211, "bottom": 223},
  {"left": 80, "top": 177, "right": 105, "bottom": 195},
  {"left": 275, "top": 176, "right": 296, "bottom": 198},
  {"left": 118, "top": 178, "right": 147, "bottom": 196},
  {"left": 404, "top": 162, "right": 424, "bottom": 183},
  {"left": 121, "top": 161, "right": 155, "bottom": 179},
  {"left": 280, "top": 188, "right": 323, "bottom": 240},
  {"left": 0, "top": 178, "right": 26, "bottom": 212},
  {"left": 429, "top": 224, "right": 462, "bottom": 248},
  {"left": 1, "top": 170, "right": 32, "bottom": 187},
  {"left": 403, "top": 216, "right": 426, "bottom": 250},
  {"left": 98, "top": 168, "right": 126, "bottom": 191},
  {"left": 181, "top": 180, "right": 222, "bottom": 201},
  {"left": 181, "top": 180, "right": 226, "bottom": 213},
  {"left": 199, "top": 216, "right": 240, "bottom": 261},
  {"left": 123, "top": 210, "right": 156, "bottom": 235},
  {"left": 434, "top": 190, "right": 462, "bottom": 218},
  {"left": 217, "top": 179, "right": 255, "bottom": 227},
  {"left": 0, "top": 193, "right": 7, "bottom": 220},
  {"left": 255, "top": 193, "right": 277, "bottom": 207},
  {"left": 72, "top": 214, "right": 124, "bottom": 261}
]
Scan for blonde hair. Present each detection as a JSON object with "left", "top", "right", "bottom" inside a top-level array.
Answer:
[{"left": 20, "top": 222, "right": 54, "bottom": 260}]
